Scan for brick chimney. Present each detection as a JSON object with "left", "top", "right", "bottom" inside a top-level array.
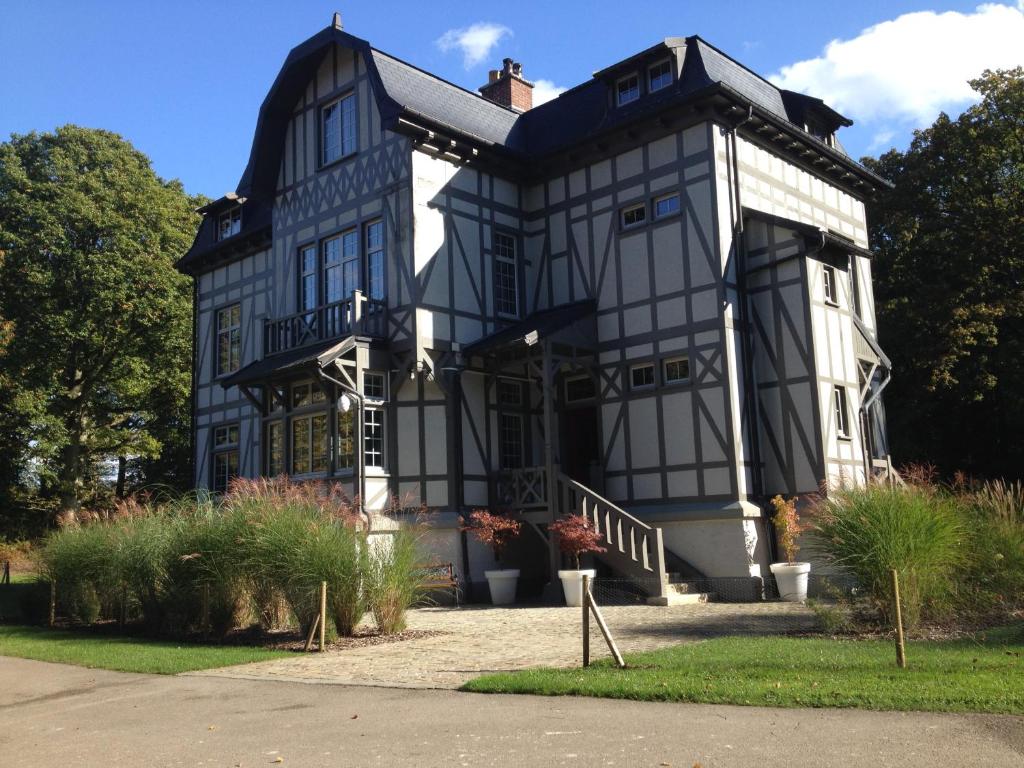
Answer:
[{"left": 478, "top": 58, "right": 534, "bottom": 112}]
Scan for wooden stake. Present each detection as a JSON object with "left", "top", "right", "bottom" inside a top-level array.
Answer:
[
  {"left": 582, "top": 574, "right": 591, "bottom": 667},
  {"left": 588, "top": 585, "right": 626, "bottom": 669},
  {"left": 2, "top": 560, "right": 9, "bottom": 585},
  {"left": 891, "top": 569, "right": 907, "bottom": 669},
  {"left": 319, "top": 580, "right": 328, "bottom": 652},
  {"left": 48, "top": 579, "right": 56, "bottom": 627}
]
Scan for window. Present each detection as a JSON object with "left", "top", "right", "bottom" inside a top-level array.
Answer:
[
  {"left": 321, "top": 93, "right": 356, "bottom": 165},
  {"left": 499, "top": 413, "right": 524, "bottom": 470},
  {"left": 833, "top": 385, "right": 850, "bottom": 439},
  {"left": 497, "top": 379, "right": 523, "bottom": 407},
  {"left": 630, "top": 363, "right": 655, "bottom": 390},
  {"left": 564, "top": 375, "right": 596, "bottom": 403},
  {"left": 364, "top": 409, "right": 385, "bottom": 468},
  {"left": 337, "top": 409, "right": 354, "bottom": 471},
  {"left": 363, "top": 371, "right": 386, "bottom": 400},
  {"left": 823, "top": 264, "right": 839, "bottom": 306},
  {"left": 805, "top": 118, "right": 833, "bottom": 146},
  {"left": 299, "top": 245, "right": 318, "bottom": 315},
  {"left": 215, "top": 304, "right": 241, "bottom": 376},
  {"left": 292, "top": 382, "right": 326, "bottom": 409},
  {"left": 365, "top": 220, "right": 385, "bottom": 301},
  {"left": 621, "top": 203, "right": 646, "bottom": 229},
  {"left": 648, "top": 60, "right": 672, "bottom": 92},
  {"left": 212, "top": 424, "right": 239, "bottom": 494},
  {"left": 663, "top": 356, "right": 690, "bottom": 384},
  {"left": 291, "top": 413, "right": 328, "bottom": 475},
  {"left": 321, "top": 231, "right": 359, "bottom": 305},
  {"left": 653, "top": 192, "right": 680, "bottom": 219},
  {"left": 218, "top": 207, "right": 241, "bottom": 241},
  {"left": 616, "top": 73, "right": 640, "bottom": 106},
  {"left": 265, "top": 421, "right": 284, "bottom": 476},
  {"left": 494, "top": 231, "right": 519, "bottom": 317}
]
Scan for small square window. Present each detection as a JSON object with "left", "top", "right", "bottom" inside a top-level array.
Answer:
[
  {"left": 621, "top": 203, "right": 646, "bottom": 229},
  {"left": 823, "top": 265, "right": 839, "bottom": 305},
  {"left": 564, "top": 376, "right": 596, "bottom": 403},
  {"left": 218, "top": 207, "right": 241, "bottom": 241},
  {"left": 214, "top": 424, "right": 239, "bottom": 447},
  {"left": 648, "top": 60, "right": 672, "bottom": 92},
  {"left": 291, "top": 382, "right": 324, "bottom": 408},
  {"left": 654, "top": 193, "right": 680, "bottom": 219},
  {"left": 630, "top": 363, "right": 655, "bottom": 390},
  {"left": 497, "top": 379, "right": 522, "bottom": 407},
  {"left": 663, "top": 357, "right": 690, "bottom": 384},
  {"left": 616, "top": 74, "right": 640, "bottom": 106},
  {"left": 363, "top": 371, "right": 386, "bottom": 400}
]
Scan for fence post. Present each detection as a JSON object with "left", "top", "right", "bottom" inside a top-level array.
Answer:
[
  {"left": 319, "top": 580, "right": 328, "bottom": 652},
  {"left": 49, "top": 579, "right": 56, "bottom": 627},
  {"left": 582, "top": 574, "right": 591, "bottom": 667},
  {"left": 891, "top": 569, "right": 907, "bottom": 669},
  {"left": 2, "top": 560, "right": 9, "bottom": 585}
]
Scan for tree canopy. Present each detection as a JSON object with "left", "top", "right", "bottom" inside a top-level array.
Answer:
[
  {"left": 0, "top": 125, "right": 202, "bottom": 520},
  {"left": 864, "top": 68, "right": 1024, "bottom": 479}
]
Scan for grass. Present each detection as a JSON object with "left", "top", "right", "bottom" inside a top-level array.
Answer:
[
  {"left": 462, "top": 625, "right": 1024, "bottom": 715},
  {"left": 0, "top": 624, "right": 290, "bottom": 674}
]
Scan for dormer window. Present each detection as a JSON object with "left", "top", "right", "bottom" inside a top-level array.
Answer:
[
  {"left": 648, "top": 60, "right": 672, "bottom": 92},
  {"left": 218, "top": 207, "right": 241, "bottom": 241},
  {"left": 321, "top": 92, "right": 357, "bottom": 166},
  {"left": 616, "top": 74, "right": 640, "bottom": 106},
  {"left": 805, "top": 117, "right": 834, "bottom": 147}
]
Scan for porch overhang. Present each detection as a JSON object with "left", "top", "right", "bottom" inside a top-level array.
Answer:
[
  {"left": 221, "top": 336, "right": 359, "bottom": 390},
  {"left": 463, "top": 299, "right": 598, "bottom": 361}
]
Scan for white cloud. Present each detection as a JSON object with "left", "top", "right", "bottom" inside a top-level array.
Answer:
[
  {"left": 770, "top": 3, "right": 1024, "bottom": 125},
  {"left": 436, "top": 22, "right": 512, "bottom": 69},
  {"left": 532, "top": 79, "right": 567, "bottom": 106},
  {"left": 867, "top": 129, "right": 896, "bottom": 152}
]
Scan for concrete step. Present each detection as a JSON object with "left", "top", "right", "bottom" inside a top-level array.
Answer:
[{"left": 646, "top": 591, "right": 714, "bottom": 606}]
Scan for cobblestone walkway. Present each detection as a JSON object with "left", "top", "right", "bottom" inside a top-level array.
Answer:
[{"left": 191, "top": 602, "right": 816, "bottom": 689}]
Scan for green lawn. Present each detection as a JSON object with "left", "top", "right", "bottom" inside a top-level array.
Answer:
[
  {"left": 0, "top": 624, "right": 290, "bottom": 674},
  {"left": 463, "top": 624, "right": 1024, "bottom": 715}
]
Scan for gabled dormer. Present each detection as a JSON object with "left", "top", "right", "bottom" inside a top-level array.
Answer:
[
  {"left": 780, "top": 90, "right": 853, "bottom": 149},
  {"left": 592, "top": 38, "right": 686, "bottom": 110}
]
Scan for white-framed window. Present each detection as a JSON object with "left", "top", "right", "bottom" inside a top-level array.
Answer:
[
  {"left": 833, "top": 385, "right": 850, "bottom": 439},
  {"left": 648, "top": 60, "right": 672, "bottom": 92},
  {"left": 616, "top": 73, "right": 640, "bottom": 106},
  {"left": 497, "top": 379, "right": 523, "bottom": 407},
  {"left": 494, "top": 231, "right": 519, "bottom": 317},
  {"left": 653, "top": 192, "right": 680, "bottom": 219},
  {"left": 336, "top": 409, "right": 355, "bottom": 471},
  {"left": 620, "top": 203, "right": 646, "bottom": 229},
  {"left": 215, "top": 304, "right": 241, "bottom": 376},
  {"left": 499, "top": 412, "right": 524, "bottom": 470},
  {"left": 291, "top": 413, "right": 329, "bottom": 475},
  {"left": 630, "top": 362, "right": 655, "bottom": 390},
  {"left": 365, "top": 220, "right": 385, "bottom": 301},
  {"left": 564, "top": 375, "right": 596, "bottom": 403},
  {"left": 663, "top": 356, "right": 690, "bottom": 384},
  {"left": 363, "top": 371, "right": 387, "bottom": 469},
  {"left": 218, "top": 207, "right": 241, "bottom": 241},
  {"left": 363, "top": 371, "right": 386, "bottom": 400},
  {"left": 265, "top": 421, "right": 284, "bottom": 477},
  {"left": 212, "top": 423, "right": 239, "bottom": 494},
  {"left": 321, "top": 93, "right": 357, "bottom": 165},
  {"left": 823, "top": 264, "right": 839, "bottom": 306}
]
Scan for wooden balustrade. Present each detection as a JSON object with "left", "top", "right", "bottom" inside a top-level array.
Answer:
[
  {"left": 495, "top": 466, "right": 549, "bottom": 509},
  {"left": 263, "top": 291, "right": 387, "bottom": 356}
]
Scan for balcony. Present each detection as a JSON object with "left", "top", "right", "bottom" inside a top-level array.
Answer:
[{"left": 263, "top": 291, "right": 387, "bottom": 357}]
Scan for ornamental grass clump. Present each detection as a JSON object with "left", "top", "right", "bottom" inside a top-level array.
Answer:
[
  {"left": 549, "top": 514, "right": 606, "bottom": 569},
  {"left": 811, "top": 481, "right": 965, "bottom": 630},
  {"left": 364, "top": 508, "right": 427, "bottom": 635},
  {"left": 462, "top": 509, "right": 521, "bottom": 566},
  {"left": 960, "top": 478, "right": 1024, "bottom": 614}
]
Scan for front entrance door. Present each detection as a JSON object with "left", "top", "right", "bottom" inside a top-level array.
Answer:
[{"left": 560, "top": 406, "right": 600, "bottom": 486}]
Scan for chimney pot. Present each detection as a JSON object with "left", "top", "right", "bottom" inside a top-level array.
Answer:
[
  {"left": 331, "top": 11, "right": 343, "bottom": 30},
  {"left": 512, "top": 62, "right": 522, "bottom": 77},
  {"left": 488, "top": 70, "right": 500, "bottom": 83}
]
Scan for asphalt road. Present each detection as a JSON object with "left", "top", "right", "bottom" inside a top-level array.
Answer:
[{"left": 0, "top": 657, "right": 1021, "bottom": 767}]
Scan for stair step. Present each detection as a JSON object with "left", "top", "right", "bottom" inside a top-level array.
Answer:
[{"left": 646, "top": 592, "right": 714, "bottom": 606}]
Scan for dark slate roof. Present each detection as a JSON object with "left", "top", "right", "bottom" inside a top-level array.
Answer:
[
  {"left": 464, "top": 299, "right": 597, "bottom": 357},
  {"left": 221, "top": 336, "right": 356, "bottom": 389}
]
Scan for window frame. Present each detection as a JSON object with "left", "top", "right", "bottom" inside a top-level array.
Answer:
[
  {"left": 362, "top": 370, "right": 388, "bottom": 471},
  {"left": 630, "top": 362, "right": 656, "bottom": 391},
  {"left": 211, "top": 422, "right": 240, "bottom": 495},
  {"left": 653, "top": 192, "right": 681, "bottom": 220},
  {"left": 320, "top": 91, "right": 357, "bottom": 168},
  {"left": 662, "top": 356, "right": 691, "bottom": 385},
  {"left": 620, "top": 202, "right": 647, "bottom": 230},
  {"left": 493, "top": 230, "right": 520, "bottom": 319},
  {"left": 497, "top": 378, "right": 523, "bottom": 407},
  {"left": 616, "top": 72, "right": 640, "bottom": 106},
  {"left": 214, "top": 303, "right": 241, "bottom": 377},
  {"left": 833, "top": 385, "right": 851, "bottom": 439},
  {"left": 265, "top": 420, "right": 284, "bottom": 477},
  {"left": 498, "top": 412, "right": 525, "bottom": 470},
  {"left": 564, "top": 375, "right": 596, "bottom": 404},
  {"left": 364, "top": 219, "right": 385, "bottom": 302},
  {"left": 290, "top": 411, "right": 330, "bottom": 476},
  {"left": 217, "top": 207, "right": 241, "bottom": 241},
  {"left": 823, "top": 264, "right": 839, "bottom": 306},
  {"left": 648, "top": 59, "right": 673, "bottom": 93}
]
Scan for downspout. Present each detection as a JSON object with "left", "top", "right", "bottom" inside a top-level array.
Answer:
[
  {"left": 317, "top": 365, "right": 368, "bottom": 526},
  {"left": 189, "top": 277, "right": 199, "bottom": 490}
]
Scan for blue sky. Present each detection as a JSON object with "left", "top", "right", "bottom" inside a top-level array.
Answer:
[{"left": 2, "top": 1, "right": 1022, "bottom": 198}]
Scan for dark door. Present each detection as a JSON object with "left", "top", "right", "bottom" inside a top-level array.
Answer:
[{"left": 560, "top": 406, "right": 600, "bottom": 485}]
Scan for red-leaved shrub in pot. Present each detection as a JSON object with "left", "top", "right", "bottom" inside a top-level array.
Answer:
[
  {"left": 549, "top": 514, "right": 607, "bottom": 606},
  {"left": 461, "top": 510, "right": 522, "bottom": 604}
]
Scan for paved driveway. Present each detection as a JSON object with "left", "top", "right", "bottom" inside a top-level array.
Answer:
[
  {"left": 2, "top": 657, "right": 1022, "bottom": 768},
  {"left": 194, "top": 602, "right": 817, "bottom": 688}
]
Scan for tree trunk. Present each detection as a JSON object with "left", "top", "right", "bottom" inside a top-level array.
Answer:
[
  {"left": 116, "top": 456, "right": 127, "bottom": 499},
  {"left": 56, "top": 410, "right": 85, "bottom": 518}
]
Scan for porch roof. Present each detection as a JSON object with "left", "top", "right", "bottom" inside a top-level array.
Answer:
[
  {"left": 220, "top": 336, "right": 357, "bottom": 389},
  {"left": 463, "top": 299, "right": 598, "bottom": 358}
]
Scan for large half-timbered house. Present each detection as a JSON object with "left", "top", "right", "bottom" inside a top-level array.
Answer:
[{"left": 177, "top": 16, "right": 893, "bottom": 601}]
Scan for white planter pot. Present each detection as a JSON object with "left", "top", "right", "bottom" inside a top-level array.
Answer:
[
  {"left": 484, "top": 569, "right": 520, "bottom": 605},
  {"left": 558, "top": 569, "right": 597, "bottom": 607},
  {"left": 770, "top": 562, "right": 811, "bottom": 603}
]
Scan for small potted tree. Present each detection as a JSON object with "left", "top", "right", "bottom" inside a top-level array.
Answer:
[
  {"left": 769, "top": 495, "right": 810, "bottom": 602},
  {"left": 549, "top": 514, "right": 607, "bottom": 606},
  {"left": 462, "top": 510, "right": 522, "bottom": 605}
]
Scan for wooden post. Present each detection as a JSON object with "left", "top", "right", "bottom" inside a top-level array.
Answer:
[
  {"left": 48, "top": 580, "right": 56, "bottom": 627},
  {"left": 303, "top": 614, "right": 320, "bottom": 652},
  {"left": 319, "top": 580, "right": 328, "bottom": 652},
  {"left": 587, "top": 583, "right": 626, "bottom": 669},
  {"left": 891, "top": 569, "right": 907, "bottom": 669},
  {"left": 2, "top": 560, "right": 10, "bottom": 585},
  {"left": 582, "top": 574, "right": 591, "bottom": 667},
  {"left": 119, "top": 586, "right": 127, "bottom": 630}
]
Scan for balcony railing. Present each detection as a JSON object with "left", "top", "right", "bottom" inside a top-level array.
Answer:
[{"left": 263, "top": 291, "right": 387, "bottom": 357}]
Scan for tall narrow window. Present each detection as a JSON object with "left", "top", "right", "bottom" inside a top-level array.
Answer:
[
  {"left": 363, "top": 371, "right": 387, "bottom": 469},
  {"left": 616, "top": 74, "right": 640, "bottom": 106},
  {"left": 212, "top": 424, "right": 239, "bottom": 494},
  {"left": 265, "top": 421, "right": 284, "bottom": 476},
  {"left": 216, "top": 304, "right": 241, "bottom": 376},
  {"left": 299, "top": 245, "right": 318, "bottom": 315},
  {"left": 365, "top": 220, "right": 385, "bottom": 301},
  {"left": 494, "top": 232, "right": 518, "bottom": 317},
  {"left": 341, "top": 229, "right": 360, "bottom": 297},
  {"left": 833, "top": 385, "right": 850, "bottom": 438},
  {"left": 218, "top": 207, "right": 241, "bottom": 241},
  {"left": 323, "top": 237, "right": 342, "bottom": 304},
  {"left": 321, "top": 93, "right": 357, "bottom": 165},
  {"left": 499, "top": 413, "right": 524, "bottom": 470},
  {"left": 823, "top": 264, "right": 839, "bottom": 306},
  {"left": 337, "top": 409, "right": 354, "bottom": 470},
  {"left": 648, "top": 60, "right": 672, "bottom": 92},
  {"left": 291, "top": 413, "right": 328, "bottom": 474}
]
